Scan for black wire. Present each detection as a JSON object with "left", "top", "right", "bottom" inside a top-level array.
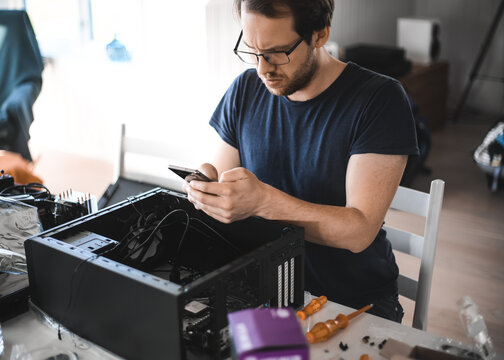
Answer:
[
  {"left": 0, "top": 182, "right": 52, "bottom": 198},
  {"left": 93, "top": 223, "right": 155, "bottom": 260},
  {"left": 113, "top": 212, "right": 158, "bottom": 252},
  {"left": 126, "top": 209, "right": 189, "bottom": 259},
  {"left": 122, "top": 214, "right": 241, "bottom": 262},
  {"left": 58, "top": 253, "right": 98, "bottom": 340},
  {"left": 127, "top": 196, "right": 144, "bottom": 217},
  {"left": 118, "top": 226, "right": 148, "bottom": 252},
  {"left": 136, "top": 228, "right": 162, "bottom": 263},
  {"left": 100, "top": 208, "right": 240, "bottom": 273},
  {"left": 96, "top": 224, "right": 154, "bottom": 258},
  {"left": 98, "top": 216, "right": 180, "bottom": 260},
  {"left": 190, "top": 217, "right": 242, "bottom": 254},
  {"left": 173, "top": 213, "right": 191, "bottom": 266},
  {"left": 37, "top": 199, "right": 74, "bottom": 208},
  {"left": 119, "top": 220, "right": 180, "bottom": 254}
]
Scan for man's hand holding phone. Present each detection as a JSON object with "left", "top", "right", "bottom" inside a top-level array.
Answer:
[{"left": 183, "top": 164, "right": 270, "bottom": 224}]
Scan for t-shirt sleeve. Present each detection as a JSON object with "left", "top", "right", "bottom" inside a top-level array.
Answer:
[
  {"left": 209, "top": 75, "right": 242, "bottom": 149},
  {"left": 350, "top": 79, "right": 419, "bottom": 156}
]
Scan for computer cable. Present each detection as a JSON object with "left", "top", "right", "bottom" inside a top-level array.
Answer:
[
  {"left": 126, "top": 209, "right": 190, "bottom": 260},
  {"left": 189, "top": 217, "right": 242, "bottom": 255},
  {"left": 58, "top": 253, "right": 99, "bottom": 340},
  {"left": 0, "top": 182, "right": 51, "bottom": 199},
  {"left": 126, "top": 196, "right": 145, "bottom": 217}
]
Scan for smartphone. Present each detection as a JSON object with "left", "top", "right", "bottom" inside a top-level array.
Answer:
[{"left": 168, "top": 165, "right": 211, "bottom": 182}]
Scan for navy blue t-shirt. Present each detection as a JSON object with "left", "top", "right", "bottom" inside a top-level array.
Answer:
[{"left": 210, "top": 62, "right": 419, "bottom": 307}]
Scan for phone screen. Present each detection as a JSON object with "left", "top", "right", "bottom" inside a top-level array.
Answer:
[{"left": 168, "top": 165, "right": 211, "bottom": 182}]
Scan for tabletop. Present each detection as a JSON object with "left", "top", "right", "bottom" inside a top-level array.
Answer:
[
  {"left": 305, "top": 301, "right": 476, "bottom": 359},
  {"left": 1, "top": 300, "right": 491, "bottom": 360}
]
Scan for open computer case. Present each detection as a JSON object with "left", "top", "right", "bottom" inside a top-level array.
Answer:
[{"left": 25, "top": 188, "right": 305, "bottom": 360}]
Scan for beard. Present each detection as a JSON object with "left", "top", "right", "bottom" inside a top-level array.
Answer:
[{"left": 259, "top": 49, "right": 318, "bottom": 97}]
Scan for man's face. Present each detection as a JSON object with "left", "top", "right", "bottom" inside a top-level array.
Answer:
[{"left": 240, "top": 7, "right": 317, "bottom": 97}]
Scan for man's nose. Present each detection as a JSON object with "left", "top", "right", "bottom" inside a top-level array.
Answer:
[{"left": 256, "top": 56, "right": 276, "bottom": 75}]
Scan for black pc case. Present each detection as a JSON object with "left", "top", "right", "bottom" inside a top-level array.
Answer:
[{"left": 25, "top": 188, "right": 305, "bottom": 360}]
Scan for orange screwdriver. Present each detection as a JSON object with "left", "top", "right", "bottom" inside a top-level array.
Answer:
[
  {"left": 297, "top": 295, "right": 328, "bottom": 320},
  {"left": 305, "top": 304, "right": 373, "bottom": 344}
]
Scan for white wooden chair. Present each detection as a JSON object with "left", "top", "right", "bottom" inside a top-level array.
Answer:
[
  {"left": 115, "top": 123, "right": 201, "bottom": 192},
  {"left": 384, "top": 179, "right": 445, "bottom": 330}
]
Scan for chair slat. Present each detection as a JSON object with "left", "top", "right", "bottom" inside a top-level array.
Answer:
[
  {"left": 384, "top": 225, "right": 424, "bottom": 258},
  {"left": 398, "top": 274, "right": 418, "bottom": 301},
  {"left": 390, "top": 186, "right": 430, "bottom": 217}
]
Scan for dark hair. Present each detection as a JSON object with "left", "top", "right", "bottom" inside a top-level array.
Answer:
[{"left": 234, "top": 0, "right": 334, "bottom": 44}]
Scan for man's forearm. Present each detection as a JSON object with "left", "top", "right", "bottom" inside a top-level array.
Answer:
[
  {"left": 187, "top": 155, "right": 404, "bottom": 251},
  {"left": 257, "top": 182, "right": 382, "bottom": 253}
]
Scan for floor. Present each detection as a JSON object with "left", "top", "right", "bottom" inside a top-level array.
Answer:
[
  {"left": 397, "top": 112, "right": 504, "bottom": 352},
  {"left": 27, "top": 112, "right": 504, "bottom": 353}
]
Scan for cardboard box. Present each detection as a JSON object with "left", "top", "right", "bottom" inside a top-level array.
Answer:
[{"left": 228, "top": 308, "right": 309, "bottom": 360}]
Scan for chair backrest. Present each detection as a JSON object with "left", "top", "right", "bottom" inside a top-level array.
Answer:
[
  {"left": 115, "top": 124, "right": 199, "bottom": 192},
  {"left": 384, "top": 179, "right": 444, "bottom": 330}
]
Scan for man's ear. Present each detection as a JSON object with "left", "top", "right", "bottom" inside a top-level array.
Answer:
[{"left": 311, "top": 26, "right": 331, "bottom": 48}]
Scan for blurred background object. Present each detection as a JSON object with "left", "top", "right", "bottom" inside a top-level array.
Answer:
[
  {"left": 397, "top": 17, "right": 441, "bottom": 65},
  {"left": 106, "top": 34, "right": 131, "bottom": 62},
  {"left": 0, "top": 10, "right": 43, "bottom": 162},
  {"left": 0, "top": 150, "right": 42, "bottom": 184}
]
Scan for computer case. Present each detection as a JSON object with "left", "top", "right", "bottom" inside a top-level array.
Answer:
[{"left": 25, "top": 188, "right": 305, "bottom": 360}]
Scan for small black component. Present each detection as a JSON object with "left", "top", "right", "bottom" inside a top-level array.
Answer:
[
  {"left": 339, "top": 342, "right": 349, "bottom": 351},
  {"left": 45, "top": 354, "right": 76, "bottom": 360},
  {"left": 324, "top": 349, "right": 329, "bottom": 353},
  {"left": 441, "top": 344, "right": 483, "bottom": 360},
  {"left": 362, "top": 335, "right": 370, "bottom": 344},
  {"left": 370, "top": 342, "right": 375, "bottom": 346},
  {"left": 0, "top": 170, "right": 14, "bottom": 191},
  {"left": 378, "top": 339, "right": 387, "bottom": 349}
]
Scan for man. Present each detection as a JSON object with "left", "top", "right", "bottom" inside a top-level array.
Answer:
[
  {"left": 0, "top": 10, "right": 44, "bottom": 162},
  {"left": 184, "top": 0, "right": 418, "bottom": 322}
]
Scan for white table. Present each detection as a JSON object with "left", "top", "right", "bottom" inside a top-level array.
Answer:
[
  {"left": 305, "top": 301, "right": 477, "bottom": 359},
  {"left": 1, "top": 301, "right": 490, "bottom": 360},
  {"left": 1, "top": 307, "right": 120, "bottom": 360}
]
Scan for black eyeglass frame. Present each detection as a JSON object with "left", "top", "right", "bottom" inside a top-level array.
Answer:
[{"left": 233, "top": 30, "right": 305, "bottom": 65}]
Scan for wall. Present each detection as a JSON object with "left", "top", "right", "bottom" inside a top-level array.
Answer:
[
  {"left": 0, "top": 0, "right": 23, "bottom": 8},
  {"left": 5, "top": 0, "right": 502, "bottom": 164},
  {"left": 414, "top": 0, "right": 504, "bottom": 114},
  {"left": 206, "top": 0, "right": 250, "bottom": 111},
  {"left": 26, "top": 1, "right": 218, "bottom": 164},
  {"left": 330, "top": 0, "right": 415, "bottom": 47},
  {"left": 329, "top": 0, "right": 504, "bottom": 115}
]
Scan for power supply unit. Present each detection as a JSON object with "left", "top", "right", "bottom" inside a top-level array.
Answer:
[{"left": 25, "top": 188, "right": 305, "bottom": 360}]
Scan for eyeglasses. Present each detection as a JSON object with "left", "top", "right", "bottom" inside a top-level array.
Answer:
[{"left": 233, "top": 30, "right": 305, "bottom": 65}]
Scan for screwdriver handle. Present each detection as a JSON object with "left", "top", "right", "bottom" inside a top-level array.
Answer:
[
  {"left": 306, "top": 314, "right": 348, "bottom": 343},
  {"left": 305, "top": 304, "right": 372, "bottom": 344},
  {"left": 296, "top": 295, "right": 327, "bottom": 320}
]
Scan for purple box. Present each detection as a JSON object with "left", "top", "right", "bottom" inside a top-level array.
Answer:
[{"left": 228, "top": 308, "right": 309, "bottom": 360}]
